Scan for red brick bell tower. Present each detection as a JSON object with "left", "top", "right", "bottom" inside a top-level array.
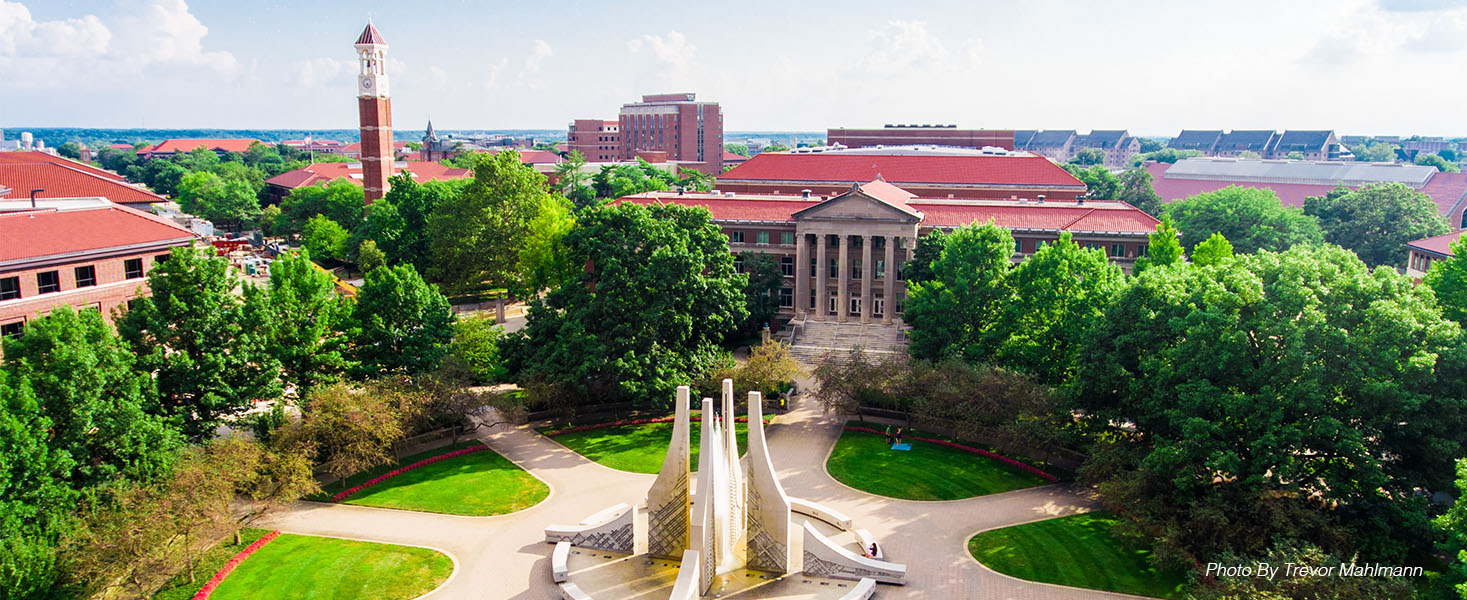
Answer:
[{"left": 354, "top": 21, "right": 392, "bottom": 204}]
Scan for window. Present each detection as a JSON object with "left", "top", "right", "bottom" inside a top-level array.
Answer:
[
  {"left": 37, "top": 271, "right": 60, "bottom": 294},
  {"left": 730, "top": 231, "right": 744, "bottom": 243},
  {"left": 0, "top": 277, "right": 18, "bottom": 300},
  {"left": 1015, "top": 239, "right": 1023, "bottom": 253},
  {"left": 810, "top": 256, "right": 817, "bottom": 278},
  {"left": 756, "top": 231, "right": 769, "bottom": 245},
  {"left": 852, "top": 259, "right": 862, "bottom": 279},
  {"left": 124, "top": 258, "right": 144, "bottom": 279},
  {"left": 829, "top": 295, "right": 839, "bottom": 314},
  {"left": 1110, "top": 244, "right": 1125, "bottom": 258},
  {"left": 829, "top": 258, "right": 838, "bottom": 278},
  {"left": 1139, "top": 244, "right": 1149, "bottom": 257},
  {"left": 780, "top": 256, "right": 794, "bottom": 276},
  {"left": 876, "top": 259, "right": 886, "bottom": 279},
  {"left": 874, "top": 237, "right": 885, "bottom": 250},
  {"left": 734, "top": 255, "right": 744, "bottom": 272},
  {"left": 810, "top": 288, "right": 817, "bottom": 309},
  {"left": 781, "top": 232, "right": 795, "bottom": 246},
  {"left": 74, "top": 265, "right": 97, "bottom": 287},
  {"left": 0, "top": 321, "right": 23, "bottom": 338},
  {"left": 155, "top": 253, "right": 171, "bottom": 265},
  {"left": 779, "top": 288, "right": 793, "bottom": 307},
  {"left": 849, "top": 297, "right": 861, "bottom": 315}
]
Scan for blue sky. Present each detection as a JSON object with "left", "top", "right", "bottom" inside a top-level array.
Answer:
[{"left": 4, "top": 0, "right": 1467, "bottom": 136}]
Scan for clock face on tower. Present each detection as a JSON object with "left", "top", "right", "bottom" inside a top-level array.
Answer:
[{"left": 361, "top": 78, "right": 372, "bottom": 90}]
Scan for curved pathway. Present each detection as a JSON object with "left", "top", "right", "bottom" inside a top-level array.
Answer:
[{"left": 261, "top": 395, "right": 1156, "bottom": 599}]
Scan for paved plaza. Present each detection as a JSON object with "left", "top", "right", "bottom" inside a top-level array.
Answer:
[{"left": 263, "top": 392, "right": 1154, "bottom": 599}]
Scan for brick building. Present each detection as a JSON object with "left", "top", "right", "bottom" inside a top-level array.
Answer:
[
  {"left": 263, "top": 160, "right": 471, "bottom": 204},
  {"left": 1405, "top": 229, "right": 1462, "bottom": 278},
  {"left": 355, "top": 21, "right": 393, "bottom": 203},
  {"left": 0, "top": 198, "right": 197, "bottom": 335},
  {"left": 617, "top": 93, "right": 723, "bottom": 174},
  {"left": 567, "top": 119, "right": 620, "bottom": 162},
  {"left": 0, "top": 152, "right": 167, "bottom": 211},
  {"left": 715, "top": 146, "right": 1086, "bottom": 201},
  {"left": 140, "top": 139, "right": 262, "bottom": 159},
  {"left": 826, "top": 125, "right": 1014, "bottom": 151},
  {"left": 621, "top": 180, "right": 1157, "bottom": 324},
  {"left": 1070, "top": 130, "right": 1140, "bottom": 169}
]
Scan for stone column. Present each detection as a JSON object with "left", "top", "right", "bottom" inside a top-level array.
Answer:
[
  {"left": 837, "top": 235, "right": 850, "bottom": 323},
  {"left": 860, "top": 235, "right": 873, "bottom": 324},
  {"left": 794, "top": 233, "right": 809, "bottom": 320},
  {"left": 814, "top": 235, "right": 828, "bottom": 321},
  {"left": 883, "top": 235, "right": 897, "bottom": 324}
]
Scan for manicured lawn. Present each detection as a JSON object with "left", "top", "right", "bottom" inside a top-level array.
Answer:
[
  {"left": 343, "top": 444, "right": 548, "bottom": 515},
  {"left": 208, "top": 534, "right": 453, "bottom": 600},
  {"left": 311, "top": 441, "right": 482, "bottom": 501},
  {"left": 153, "top": 528, "right": 272, "bottom": 600},
  {"left": 545, "top": 420, "right": 751, "bottom": 474},
  {"left": 968, "top": 511, "right": 1188, "bottom": 599},
  {"left": 825, "top": 429, "right": 1047, "bottom": 500}
]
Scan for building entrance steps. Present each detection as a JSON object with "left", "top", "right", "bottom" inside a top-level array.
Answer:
[{"left": 778, "top": 319, "right": 908, "bottom": 363}]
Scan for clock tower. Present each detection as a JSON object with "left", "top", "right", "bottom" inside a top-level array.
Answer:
[{"left": 354, "top": 20, "right": 392, "bottom": 204}]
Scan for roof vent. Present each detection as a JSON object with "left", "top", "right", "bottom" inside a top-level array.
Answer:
[
  {"left": 1038, "top": 194, "right": 1046, "bottom": 204},
  {"left": 801, "top": 189, "right": 812, "bottom": 198},
  {"left": 725, "top": 192, "right": 735, "bottom": 197}
]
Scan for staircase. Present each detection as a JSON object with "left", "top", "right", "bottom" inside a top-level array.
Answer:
[{"left": 778, "top": 318, "right": 909, "bottom": 364}]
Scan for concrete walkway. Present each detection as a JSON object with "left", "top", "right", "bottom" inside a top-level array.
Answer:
[{"left": 261, "top": 394, "right": 1156, "bottom": 599}]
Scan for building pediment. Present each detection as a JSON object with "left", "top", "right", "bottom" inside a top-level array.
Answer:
[{"left": 792, "top": 184, "right": 923, "bottom": 224}]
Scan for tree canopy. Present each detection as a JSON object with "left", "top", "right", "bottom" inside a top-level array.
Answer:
[
  {"left": 1304, "top": 183, "right": 1450, "bottom": 268},
  {"left": 263, "top": 250, "right": 353, "bottom": 397},
  {"left": 903, "top": 222, "right": 1015, "bottom": 362},
  {"left": 1165, "top": 186, "right": 1322, "bottom": 254},
  {"left": 349, "top": 264, "right": 455, "bottom": 377},
  {"left": 503, "top": 202, "right": 747, "bottom": 408},
  {"left": 428, "top": 150, "right": 550, "bottom": 295},
  {"left": 994, "top": 233, "right": 1124, "bottom": 384}
]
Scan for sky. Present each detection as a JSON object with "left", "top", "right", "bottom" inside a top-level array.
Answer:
[{"left": 4, "top": 0, "right": 1467, "bottom": 136}]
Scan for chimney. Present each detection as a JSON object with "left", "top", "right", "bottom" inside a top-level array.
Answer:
[{"left": 1037, "top": 194, "right": 1046, "bottom": 204}]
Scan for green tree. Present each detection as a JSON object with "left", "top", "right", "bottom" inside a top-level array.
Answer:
[
  {"left": 2, "top": 307, "right": 179, "bottom": 488},
  {"left": 447, "top": 314, "right": 507, "bottom": 384},
  {"left": 350, "top": 264, "right": 455, "bottom": 377},
  {"left": 1063, "top": 164, "right": 1120, "bottom": 200},
  {"left": 175, "top": 171, "right": 261, "bottom": 229},
  {"left": 428, "top": 150, "right": 549, "bottom": 294},
  {"left": 513, "top": 193, "right": 578, "bottom": 298},
  {"left": 1286, "top": 150, "right": 1305, "bottom": 160},
  {"left": 0, "top": 371, "right": 78, "bottom": 600},
  {"left": 903, "top": 223, "right": 1015, "bottom": 361},
  {"left": 725, "top": 143, "right": 749, "bottom": 157},
  {"left": 301, "top": 214, "right": 350, "bottom": 261},
  {"left": 740, "top": 252, "right": 784, "bottom": 332},
  {"left": 118, "top": 246, "right": 282, "bottom": 440},
  {"left": 1166, "top": 186, "right": 1322, "bottom": 253},
  {"left": 1352, "top": 141, "right": 1399, "bottom": 162},
  {"left": 1076, "top": 245, "right": 1467, "bottom": 564},
  {"left": 258, "top": 204, "right": 285, "bottom": 237},
  {"left": 1442, "top": 148, "right": 1460, "bottom": 163},
  {"left": 1417, "top": 152, "right": 1460, "bottom": 172},
  {"left": 1435, "top": 458, "right": 1467, "bottom": 597},
  {"left": 1304, "top": 182, "right": 1450, "bottom": 268},
  {"left": 1428, "top": 235, "right": 1467, "bottom": 327},
  {"left": 1117, "top": 167, "right": 1163, "bottom": 216},
  {"left": 994, "top": 233, "right": 1124, "bottom": 384},
  {"left": 127, "top": 159, "right": 187, "bottom": 196},
  {"left": 371, "top": 175, "right": 467, "bottom": 272},
  {"left": 279, "top": 179, "right": 365, "bottom": 234},
  {"left": 1132, "top": 216, "right": 1183, "bottom": 274},
  {"left": 1069, "top": 148, "right": 1106, "bottom": 166},
  {"left": 553, "top": 150, "right": 594, "bottom": 208},
  {"left": 357, "top": 239, "right": 386, "bottom": 272},
  {"left": 503, "top": 202, "right": 747, "bottom": 407},
  {"left": 280, "top": 382, "right": 406, "bottom": 491},
  {"left": 761, "top": 143, "right": 790, "bottom": 153},
  {"left": 902, "top": 230, "right": 947, "bottom": 285},
  {"left": 55, "top": 142, "right": 82, "bottom": 160},
  {"left": 1137, "top": 138, "right": 1164, "bottom": 153},
  {"left": 263, "top": 250, "right": 353, "bottom": 397},
  {"left": 1189, "top": 232, "right": 1234, "bottom": 266},
  {"left": 1129, "top": 148, "right": 1202, "bottom": 166}
]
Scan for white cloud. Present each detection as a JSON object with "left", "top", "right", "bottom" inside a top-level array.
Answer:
[
  {"left": 627, "top": 30, "right": 695, "bottom": 71},
  {"left": 1405, "top": 9, "right": 1467, "bottom": 50},
  {"left": 111, "top": 0, "right": 237, "bottom": 72},
  {"left": 525, "top": 39, "right": 553, "bottom": 72},
  {"left": 289, "top": 56, "right": 348, "bottom": 87},
  {"left": 0, "top": 1, "right": 110, "bottom": 57},
  {"left": 859, "top": 20, "right": 981, "bottom": 75}
]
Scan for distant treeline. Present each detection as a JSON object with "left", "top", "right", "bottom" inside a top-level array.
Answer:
[{"left": 4, "top": 128, "right": 566, "bottom": 148}]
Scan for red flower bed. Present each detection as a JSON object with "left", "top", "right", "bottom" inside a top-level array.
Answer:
[
  {"left": 844, "top": 425, "right": 1059, "bottom": 482},
  {"left": 544, "top": 416, "right": 753, "bottom": 437},
  {"left": 330, "top": 446, "right": 489, "bottom": 503},
  {"left": 192, "top": 530, "right": 281, "bottom": 599}
]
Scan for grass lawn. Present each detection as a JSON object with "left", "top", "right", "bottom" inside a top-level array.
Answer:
[
  {"left": 544, "top": 420, "right": 751, "bottom": 474},
  {"left": 825, "top": 428, "right": 1047, "bottom": 500},
  {"left": 312, "top": 441, "right": 548, "bottom": 516},
  {"left": 968, "top": 511, "right": 1188, "bottom": 599},
  {"left": 208, "top": 534, "right": 453, "bottom": 600},
  {"left": 152, "top": 528, "right": 271, "bottom": 600}
]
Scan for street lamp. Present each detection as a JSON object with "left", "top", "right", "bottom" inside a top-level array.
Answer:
[{"left": 30, "top": 188, "right": 43, "bottom": 208}]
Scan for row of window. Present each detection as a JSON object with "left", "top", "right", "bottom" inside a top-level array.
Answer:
[
  {"left": 730, "top": 231, "right": 797, "bottom": 246},
  {"left": 1410, "top": 253, "right": 1433, "bottom": 272},
  {"left": 733, "top": 255, "right": 902, "bottom": 280},
  {"left": 0, "top": 256, "right": 161, "bottom": 301},
  {"left": 0, "top": 303, "right": 103, "bottom": 338}
]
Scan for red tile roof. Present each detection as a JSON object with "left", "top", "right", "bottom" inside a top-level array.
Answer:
[
  {"left": 341, "top": 141, "right": 411, "bottom": 154},
  {"left": 723, "top": 151, "right": 749, "bottom": 162},
  {"left": 0, "top": 204, "right": 195, "bottom": 264},
  {"left": 0, "top": 162, "right": 166, "bottom": 206},
  {"left": 0, "top": 151, "right": 128, "bottom": 182},
  {"left": 1407, "top": 229, "right": 1465, "bottom": 258},
  {"left": 265, "top": 161, "right": 471, "bottom": 190},
  {"left": 146, "top": 139, "right": 262, "bottom": 155},
  {"left": 1147, "top": 162, "right": 1467, "bottom": 218},
  {"left": 719, "top": 152, "right": 1086, "bottom": 188},
  {"left": 621, "top": 188, "right": 1158, "bottom": 235}
]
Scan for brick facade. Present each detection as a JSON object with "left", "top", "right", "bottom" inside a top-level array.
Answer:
[
  {"left": 358, "top": 96, "right": 393, "bottom": 204},
  {"left": 1, "top": 247, "right": 181, "bottom": 335}
]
